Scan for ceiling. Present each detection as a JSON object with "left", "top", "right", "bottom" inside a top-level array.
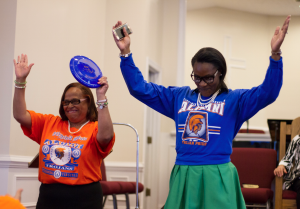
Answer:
[{"left": 187, "top": 0, "right": 300, "bottom": 16}]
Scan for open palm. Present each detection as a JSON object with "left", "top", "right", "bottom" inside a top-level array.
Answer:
[
  {"left": 13, "top": 54, "right": 34, "bottom": 80},
  {"left": 271, "top": 15, "right": 291, "bottom": 52}
]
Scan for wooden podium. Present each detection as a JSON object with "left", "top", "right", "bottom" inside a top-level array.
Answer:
[
  {"left": 267, "top": 119, "right": 292, "bottom": 142},
  {"left": 28, "top": 153, "right": 39, "bottom": 168}
]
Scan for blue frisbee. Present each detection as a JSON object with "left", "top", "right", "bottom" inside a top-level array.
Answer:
[{"left": 69, "top": 56, "right": 102, "bottom": 88}]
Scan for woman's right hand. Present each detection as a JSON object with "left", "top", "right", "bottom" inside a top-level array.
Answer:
[
  {"left": 274, "top": 165, "right": 287, "bottom": 177},
  {"left": 112, "top": 21, "right": 131, "bottom": 54},
  {"left": 13, "top": 54, "right": 34, "bottom": 82}
]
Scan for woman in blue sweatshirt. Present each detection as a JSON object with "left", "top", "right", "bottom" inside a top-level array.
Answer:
[{"left": 112, "top": 16, "right": 290, "bottom": 209}]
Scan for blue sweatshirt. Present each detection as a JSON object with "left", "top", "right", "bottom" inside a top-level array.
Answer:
[{"left": 120, "top": 54, "right": 283, "bottom": 165}]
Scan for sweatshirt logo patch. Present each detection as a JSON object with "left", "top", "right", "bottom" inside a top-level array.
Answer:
[
  {"left": 50, "top": 145, "right": 71, "bottom": 166},
  {"left": 182, "top": 111, "right": 209, "bottom": 142}
]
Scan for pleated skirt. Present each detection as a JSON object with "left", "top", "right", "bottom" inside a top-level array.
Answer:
[{"left": 164, "top": 162, "right": 246, "bottom": 209}]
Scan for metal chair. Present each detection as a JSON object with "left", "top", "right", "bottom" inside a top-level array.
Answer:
[
  {"left": 100, "top": 160, "right": 144, "bottom": 209},
  {"left": 100, "top": 123, "right": 143, "bottom": 209}
]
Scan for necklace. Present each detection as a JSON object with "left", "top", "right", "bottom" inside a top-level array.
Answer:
[
  {"left": 68, "top": 120, "right": 90, "bottom": 134},
  {"left": 197, "top": 89, "right": 220, "bottom": 106},
  {"left": 199, "top": 93, "right": 215, "bottom": 102}
]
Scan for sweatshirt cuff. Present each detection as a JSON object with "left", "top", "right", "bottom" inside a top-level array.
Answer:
[
  {"left": 120, "top": 53, "right": 133, "bottom": 61},
  {"left": 279, "top": 161, "right": 288, "bottom": 167},
  {"left": 269, "top": 56, "right": 283, "bottom": 69}
]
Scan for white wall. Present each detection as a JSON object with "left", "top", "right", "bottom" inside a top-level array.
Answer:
[
  {"left": 10, "top": 0, "right": 108, "bottom": 156},
  {"left": 266, "top": 16, "right": 300, "bottom": 121},
  {"left": 0, "top": 0, "right": 17, "bottom": 157},
  {"left": 0, "top": 0, "right": 18, "bottom": 194}
]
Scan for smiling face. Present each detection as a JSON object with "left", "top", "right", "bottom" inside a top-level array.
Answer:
[
  {"left": 192, "top": 62, "right": 221, "bottom": 97},
  {"left": 63, "top": 87, "right": 88, "bottom": 124}
]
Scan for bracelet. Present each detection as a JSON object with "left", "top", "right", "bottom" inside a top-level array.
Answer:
[
  {"left": 15, "top": 85, "right": 26, "bottom": 89},
  {"left": 119, "top": 52, "right": 132, "bottom": 58},
  {"left": 271, "top": 49, "right": 282, "bottom": 55},
  {"left": 14, "top": 80, "right": 27, "bottom": 85},
  {"left": 97, "top": 99, "right": 107, "bottom": 103},
  {"left": 96, "top": 97, "right": 107, "bottom": 105},
  {"left": 97, "top": 102, "right": 108, "bottom": 109}
]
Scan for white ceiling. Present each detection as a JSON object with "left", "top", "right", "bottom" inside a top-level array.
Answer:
[{"left": 187, "top": 0, "right": 300, "bottom": 16}]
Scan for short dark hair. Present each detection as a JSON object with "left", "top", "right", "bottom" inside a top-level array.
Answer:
[
  {"left": 59, "top": 82, "right": 98, "bottom": 121},
  {"left": 191, "top": 47, "right": 228, "bottom": 93}
]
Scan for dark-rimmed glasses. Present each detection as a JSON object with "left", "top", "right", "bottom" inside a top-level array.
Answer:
[
  {"left": 191, "top": 70, "right": 218, "bottom": 84},
  {"left": 62, "top": 98, "right": 87, "bottom": 106}
]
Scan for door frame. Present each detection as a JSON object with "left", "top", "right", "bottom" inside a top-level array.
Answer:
[{"left": 142, "top": 57, "right": 162, "bottom": 209}]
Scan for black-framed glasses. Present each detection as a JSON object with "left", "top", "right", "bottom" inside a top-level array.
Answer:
[
  {"left": 191, "top": 70, "right": 218, "bottom": 84},
  {"left": 62, "top": 98, "right": 87, "bottom": 106}
]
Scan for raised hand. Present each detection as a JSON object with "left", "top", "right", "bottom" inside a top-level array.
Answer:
[
  {"left": 96, "top": 76, "right": 108, "bottom": 100},
  {"left": 13, "top": 54, "right": 34, "bottom": 82},
  {"left": 112, "top": 21, "right": 131, "bottom": 54},
  {"left": 14, "top": 189, "right": 23, "bottom": 202},
  {"left": 271, "top": 15, "right": 291, "bottom": 53}
]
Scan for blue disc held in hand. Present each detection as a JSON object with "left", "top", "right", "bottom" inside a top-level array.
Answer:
[{"left": 69, "top": 56, "right": 102, "bottom": 88}]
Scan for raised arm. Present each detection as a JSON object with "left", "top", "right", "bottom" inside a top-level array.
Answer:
[
  {"left": 13, "top": 54, "right": 34, "bottom": 130},
  {"left": 236, "top": 16, "right": 291, "bottom": 125},
  {"left": 95, "top": 76, "right": 114, "bottom": 148},
  {"left": 112, "top": 21, "right": 176, "bottom": 118}
]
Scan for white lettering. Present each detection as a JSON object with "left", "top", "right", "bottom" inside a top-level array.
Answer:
[
  {"left": 212, "top": 103, "right": 220, "bottom": 113},
  {"left": 219, "top": 102, "right": 225, "bottom": 116},
  {"left": 178, "top": 101, "right": 188, "bottom": 113}
]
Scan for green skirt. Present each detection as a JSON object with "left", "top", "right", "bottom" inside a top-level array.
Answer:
[{"left": 164, "top": 162, "right": 246, "bottom": 209}]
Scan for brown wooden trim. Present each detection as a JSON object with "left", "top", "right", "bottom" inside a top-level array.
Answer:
[
  {"left": 275, "top": 120, "right": 298, "bottom": 209},
  {"left": 286, "top": 124, "right": 292, "bottom": 136},
  {"left": 280, "top": 122, "right": 287, "bottom": 161},
  {"left": 275, "top": 176, "right": 283, "bottom": 209},
  {"left": 291, "top": 117, "right": 300, "bottom": 138},
  {"left": 282, "top": 199, "right": 297, "bottom": 209}
]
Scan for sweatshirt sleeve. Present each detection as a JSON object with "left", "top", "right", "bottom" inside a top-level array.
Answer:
[
  {"left": 120, "top": 54, "right": 177, "bottom": 119},
  {"left": 236, "top": 57, "right": 283, "bottom": 125}
]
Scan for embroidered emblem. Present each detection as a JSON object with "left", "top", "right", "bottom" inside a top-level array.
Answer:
[
  {"left": 50, "top": 145, "right": 71, "bottom": 166},
  {"left": 54, "top": 170, "right": 61, "bottom": 179},
  {"left": 72, "top": 149, "right": 81, "bottom": 158},
  {"left": 42, "top": 145, "right": 50, "bottom": 154},
  {"left": 182, "top": 111, "right": 209, "bottom": 142}
]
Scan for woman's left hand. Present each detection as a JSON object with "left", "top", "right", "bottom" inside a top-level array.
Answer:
[
  {"left": 271, "top": 15, "right": 291, "bottom": 52},
  {"left": 96, "top": 76, "right": 108, "bottom": 99}
]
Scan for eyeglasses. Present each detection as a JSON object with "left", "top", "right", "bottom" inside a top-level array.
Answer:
[
  {"left": 62, "top": 98, "right": 87, "bottom": 106},
  {"left": 191, "top": 70, "right": 218, "bottom": 84}
]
